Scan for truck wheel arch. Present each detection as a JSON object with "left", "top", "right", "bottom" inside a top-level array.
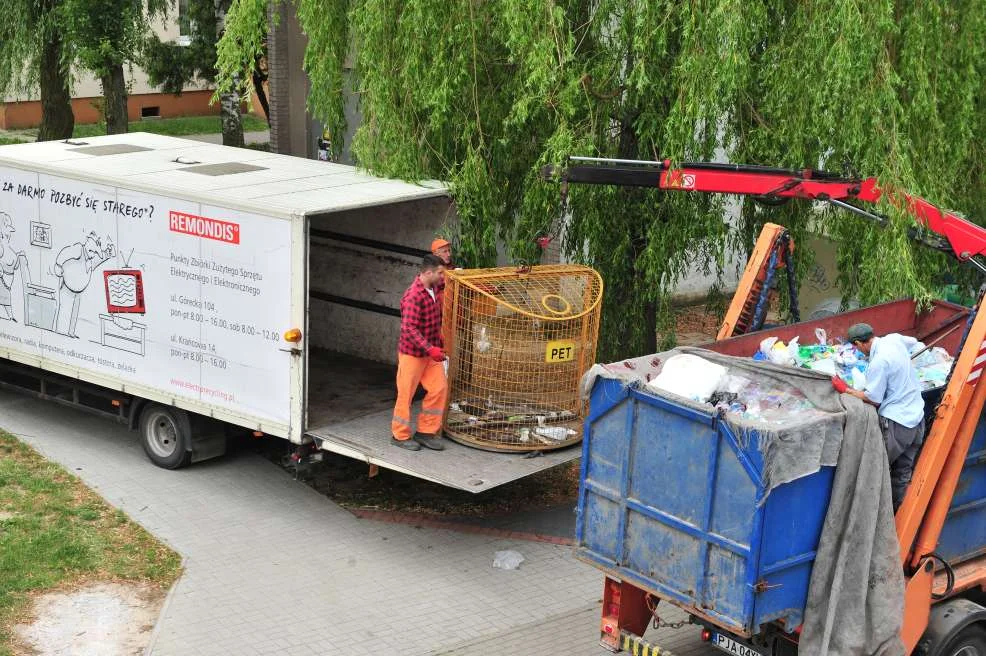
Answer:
[{"left": 128, "top": 397, "right": 147, "bottom": 430}]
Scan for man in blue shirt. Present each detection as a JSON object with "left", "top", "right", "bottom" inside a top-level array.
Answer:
[{"left": 831, "top": 323, "right": 927, "bottom": 509}]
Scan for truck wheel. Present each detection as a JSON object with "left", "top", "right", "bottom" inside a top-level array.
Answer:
[
  {"left": 139, "top": 405, "right": 192, "bottom": 469},
  {"left": 941, "top": 626, "right": 986, "bottom": 656}
]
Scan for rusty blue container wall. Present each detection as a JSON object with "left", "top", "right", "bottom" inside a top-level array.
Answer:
[
  {"left": 936, "top": 411, "right": 986, "bottom": 564},
  {"left": 576, "top": 378, "right": 836, "bottom": 636}
]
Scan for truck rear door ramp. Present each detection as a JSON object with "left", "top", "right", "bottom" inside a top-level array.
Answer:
[{"left": 307, "top": 409, "right": 580, "bottom": 492}]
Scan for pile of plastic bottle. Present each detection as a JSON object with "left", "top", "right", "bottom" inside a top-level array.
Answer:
[
  {"left": 709, "top": 376, "right": 821, "bottom": 425},
  {"left": 648, "top": 352, "right": 823, "bottom": 425},
  {"left": 752, "top": 328, "right": 953, "bottom": 392}
]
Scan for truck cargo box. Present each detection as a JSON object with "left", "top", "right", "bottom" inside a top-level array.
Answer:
[{"left": 0, "top": 134, "right": 580, "bottom": 489}]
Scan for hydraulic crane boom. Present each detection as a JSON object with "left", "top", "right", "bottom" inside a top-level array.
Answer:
[
  {"left": 544, "top": 155, "right": 986, "bottom": 653},
  {"left": 543, "top": 156, "right": 986, "bottom": 272}
]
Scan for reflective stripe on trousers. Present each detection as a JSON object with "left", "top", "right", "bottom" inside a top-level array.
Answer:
[{"left": 391, "top": 353, "right": 448, "bottom": 440}]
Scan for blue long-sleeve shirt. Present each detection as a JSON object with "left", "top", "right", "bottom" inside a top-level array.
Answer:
[{"left": 863, "top": 334, "right": 925, "bottom": 428}]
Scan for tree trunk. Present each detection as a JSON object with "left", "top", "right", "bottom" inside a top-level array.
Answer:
[
  {"left": 215, "top": 0, "right": 245, "bottom": 147},
  {"left": 644, "top": 299, "right": 658, "bottom": 354},
  {"left": 101, "top": 64, "right": 129, "bottom": 134},
  {"left": 220, "top": 85, "right": 245, "bottom": 147},
  {"left": 252, "top": 65, "right": 271, "bottom": 123},
  {"left": 36, "top": 31, "right": 74, "bottom": 142}
]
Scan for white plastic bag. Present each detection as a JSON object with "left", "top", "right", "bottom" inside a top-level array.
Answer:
[
  {"left": 815, "top": 328, "right": 828, "bottom": 346},
  {"left": 759, "top": 336, "right": 779, "bottom": 356},
  {"left": 768, "top": 340, "right": 795, "bottom": 366},
  {"left": 646, "top": 354, "right": 727, "bottom": 403},
  {"left": 808, "top": 358, "right": 837, "bottom": 376},
  {"left": 475, "top": 325, "right": 492, "bottom": 353},
  {"left": 493, "top": 550, "right": 525, "bottom": 570},
  {"left": 851, "top": 369, "right": 867, "bottom": 391},
  {"left": 718, "top": 373, "right": 752, "bottom": 394},
  {"left": 786, "top": 336, "right": 800, "bottom": 363}
]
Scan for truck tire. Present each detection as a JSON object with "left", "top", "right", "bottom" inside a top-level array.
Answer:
[
  {"left": 139, "top": 404, "right": 192, "bottom": 469},
  {"left": 940, "top": 626, "right": 986, "bottom": 656},
  {"left": 918, "top": 598, "right": 986, "bottom": 656}
]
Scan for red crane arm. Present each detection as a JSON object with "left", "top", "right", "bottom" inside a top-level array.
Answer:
[{"left": 546, "top": 157, "right": 986, "bottom": 266}]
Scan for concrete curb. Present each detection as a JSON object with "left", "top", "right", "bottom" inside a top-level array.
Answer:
[
  {"left": 348, "top": 508, "right": 575, "bottom": 546},
  {"left": 142, "top": 557, "right": 187, "bottom": 656}
]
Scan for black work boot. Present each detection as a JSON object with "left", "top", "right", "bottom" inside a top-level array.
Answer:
[
  {"left": 391, "top": 437, "right": 421, "bottom": 451},
  {"left": 414, "top": 433, "right": 446, "bottom": 451}
]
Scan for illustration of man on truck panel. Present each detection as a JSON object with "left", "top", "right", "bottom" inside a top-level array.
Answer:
[
  {"left": 53, "top": 232, "right": 114, "bottom": 337},
  {"left": 0, "top": 213, "right": 24, "bottom": 322}
]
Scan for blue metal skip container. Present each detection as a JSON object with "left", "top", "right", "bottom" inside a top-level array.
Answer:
[
  {"left": 575, "top": 299, "right": 986, "bottom": 638},
  {"left": 577, "top": 376, "right": 834, "bottom": 636}
]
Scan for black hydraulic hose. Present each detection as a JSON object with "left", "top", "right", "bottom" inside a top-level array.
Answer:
[
  {"left": 928, "top": 552, "right": 956, "bottom": 600},
  {"left": 751, "top": 246, "right": 779, "bottom": 332}
]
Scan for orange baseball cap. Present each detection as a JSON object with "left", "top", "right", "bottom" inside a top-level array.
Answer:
[{"left": 430, "top": 238, "right": 451, "bottom": 253}]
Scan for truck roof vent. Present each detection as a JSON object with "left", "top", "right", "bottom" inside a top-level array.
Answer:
[
  {"left": 179, "top": 162, "right": 268, "bottom": 176},
  {"left": 68, "top": 144, "right": 153, "bottom": 156}
]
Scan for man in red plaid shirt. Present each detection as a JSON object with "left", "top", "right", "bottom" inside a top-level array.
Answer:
[{"left": 392, "top": 254, "right": 448, "bottom": 451}]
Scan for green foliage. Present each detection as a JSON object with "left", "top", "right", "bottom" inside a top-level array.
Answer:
[
  {"left": 62, "top": 0, "right": 165, "bottom": 76},
  {"left": 296, "top": 0, "right": 349, "bottom": 160},
  {"left": 71, "top": 114, "right": 268, "bottom": 138},
  {"left": 218, "top": 0, "right": 986, "bottom": 359},
  {"left": 145, "top": 0, "right": 233, "bottom": 94},
  {"left": 0, "top": 0, "right": 69, "bottom": 98},
  {"left": 215, "top": 0, "right": 270, "bottom": 98}
]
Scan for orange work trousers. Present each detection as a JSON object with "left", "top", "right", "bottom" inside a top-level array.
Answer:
[{"left": 391, "top": 353, "right": 448, "bottom": 441}]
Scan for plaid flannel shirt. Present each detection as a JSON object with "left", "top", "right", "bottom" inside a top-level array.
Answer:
[{"left": 398, "top": 276, "right": 443, "bottom": 357}]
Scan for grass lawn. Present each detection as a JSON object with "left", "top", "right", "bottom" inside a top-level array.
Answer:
[
  {"left": 0, "top": 137, "right": 28, "bottom": 146},
  {"left": 73, "top": 114, "right": 268, "bottom": 138},
  {"left": 0, "top": 430, "right": 181, "bottom": 655}
]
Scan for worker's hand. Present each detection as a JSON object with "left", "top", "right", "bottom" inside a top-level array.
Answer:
[
  {"left": 831, "top": 376, "right": 849, "bottom": 394},
  {"left": 427, "top": 346, "right": 446, "bottom": 362}
]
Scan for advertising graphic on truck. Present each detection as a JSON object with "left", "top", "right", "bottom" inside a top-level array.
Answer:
[{"left": 0, "top": 166, "right": 292, "bottom": 426}]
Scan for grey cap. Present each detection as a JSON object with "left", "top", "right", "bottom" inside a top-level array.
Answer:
[{"left": 847, "top": 323, "right": 874, "bottom": 344}]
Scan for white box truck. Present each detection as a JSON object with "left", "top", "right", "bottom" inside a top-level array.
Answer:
[{"left": 0, "top": 133, "right": 577, "bottom": 491}]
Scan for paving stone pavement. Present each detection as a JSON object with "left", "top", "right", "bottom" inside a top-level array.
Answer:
[
  {"left": 436, "top": 602, "right": 717, "bottom": 656},
  {"left": 0, "top": 388, "right": 716, "bottom": 655}
]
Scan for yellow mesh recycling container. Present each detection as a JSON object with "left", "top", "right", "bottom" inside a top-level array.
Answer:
[{"left": 442, "top": 265, "right": 604, "bottom": 452}]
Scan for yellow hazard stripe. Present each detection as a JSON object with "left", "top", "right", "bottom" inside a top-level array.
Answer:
[{"left": 621, "top": 632, "right": 674, "bottom": 656}]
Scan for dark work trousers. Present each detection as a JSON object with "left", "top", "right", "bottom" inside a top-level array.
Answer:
[{"left": 880, "top": 415, "right": 926, "bottom": 511}]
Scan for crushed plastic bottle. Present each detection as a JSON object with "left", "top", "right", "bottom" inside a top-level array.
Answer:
[{"left": 493, "top": 550, "right": 525, "bottom": 570}]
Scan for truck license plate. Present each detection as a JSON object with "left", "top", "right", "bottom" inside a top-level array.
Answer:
[{"left": 711, "top": 633, "right": 765, "bottom": 656}]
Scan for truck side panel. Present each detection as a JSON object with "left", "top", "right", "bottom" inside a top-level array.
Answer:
[{"left": 0, "top": 165, "right": 296, "bottom": 437}]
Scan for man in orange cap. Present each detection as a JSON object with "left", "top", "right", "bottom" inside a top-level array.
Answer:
[
  {"left": 430, "top": 238, "right": 453, "bottom": 267},
  {"left": 431, "top": 237, "right": 461, "bottom": 299}
]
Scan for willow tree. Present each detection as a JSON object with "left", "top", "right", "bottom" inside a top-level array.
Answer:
[
  {"left": 145, "top": 0, "right": 257, "bottom": 146},
  {"left": 62, "top": 0, "right": 167, "bottom": 134},
  {"left": 0, "top": 0, "right": 74, "bottom": 141},
  {"left": 219, "top": 0, "right": 986, "bottom": 359}
]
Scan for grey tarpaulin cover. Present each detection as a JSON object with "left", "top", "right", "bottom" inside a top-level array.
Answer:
[{"left": 581, "top": 347, "right": 905, "bottom": 655}]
